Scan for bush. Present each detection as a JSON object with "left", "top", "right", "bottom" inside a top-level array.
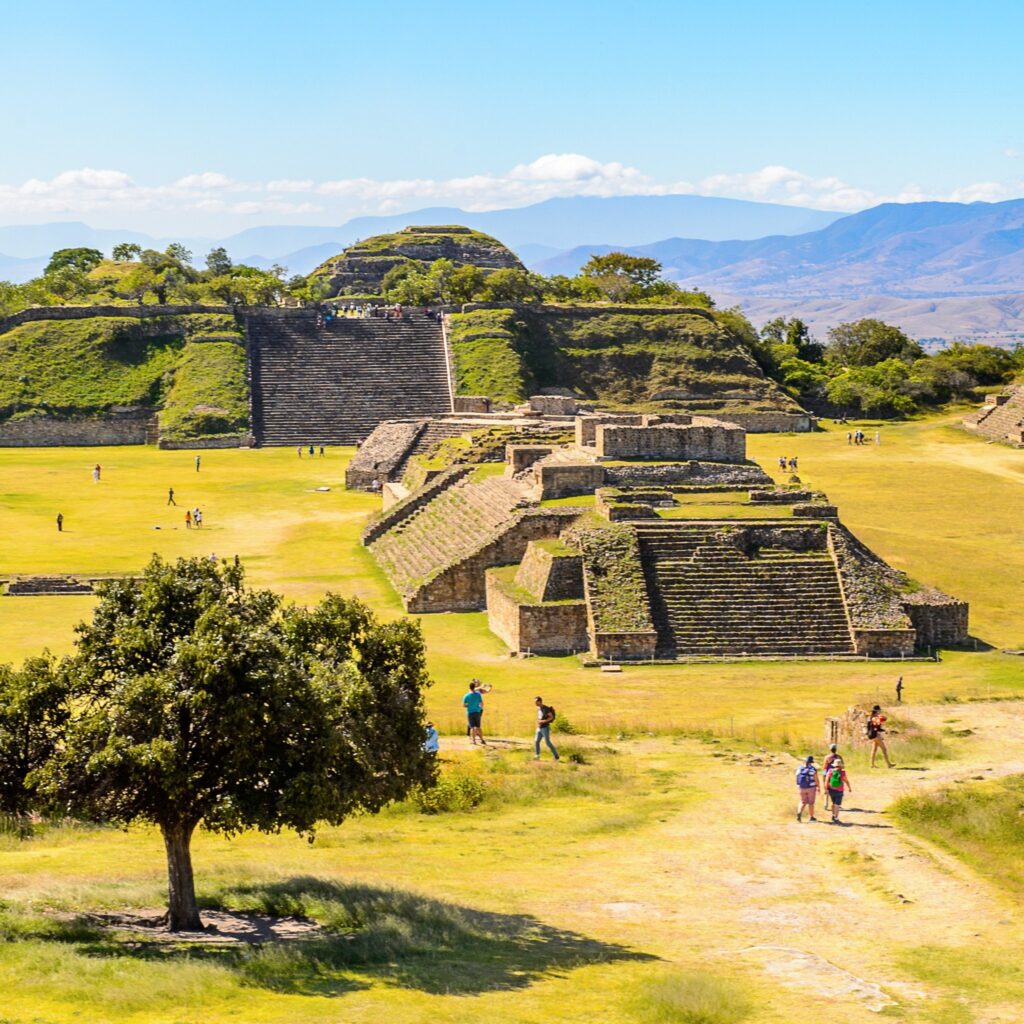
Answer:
[
  {"left": 412, "top": 771, "right": 486, "bottom": 814},
  {"left": 629, "top": 970, "right": 750, "bottom": 1023}
]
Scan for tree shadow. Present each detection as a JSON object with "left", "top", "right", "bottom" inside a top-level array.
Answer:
[{"left": 74, "top": 877, "right": 656, "bottom": 998}]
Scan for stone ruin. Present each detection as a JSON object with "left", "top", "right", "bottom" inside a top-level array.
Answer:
[
  {"left": 356, "top": 411, "right": 969, "bottom": 661},
  {"left": 962, "top": 383, "right": 1024, "bottom": 446}
]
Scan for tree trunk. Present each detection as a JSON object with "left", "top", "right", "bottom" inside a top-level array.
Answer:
[{"left": 161, "top": 822, "right": 202, "bottom": 931}]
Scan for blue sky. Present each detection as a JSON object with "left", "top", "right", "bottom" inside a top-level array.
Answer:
[{"left": 2, "top": 0, "right": 1023, "bottom": 232}]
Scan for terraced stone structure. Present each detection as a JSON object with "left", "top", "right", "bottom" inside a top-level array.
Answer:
[
  {"left": 309, "top": 226, "right": 525, "bottom": 296},
  {"left": 363, "top": 414, "right": 969, "bottom": 660},
  {"left": 963, "top": 384, "right": 1024, "bottom": 446}
]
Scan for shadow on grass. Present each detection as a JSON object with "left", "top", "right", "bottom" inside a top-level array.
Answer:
[{"left": 75, "top": 877, "right": 656, "bottom": 998}]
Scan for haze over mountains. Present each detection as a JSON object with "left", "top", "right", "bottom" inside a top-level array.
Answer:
[{"left": 4, "top": 194, "right": 1024, "bottom": 344}]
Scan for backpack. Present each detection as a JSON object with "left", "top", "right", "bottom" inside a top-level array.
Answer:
[
  {"left": 796, "top": 765, "right": 816, "bottom": 788},
  {"left": 546, "top": 705, "right": 556, "bottom": 722},
  {"left": 827, "top": 767, "right": 844, "bottom": 789},
  {"left": 866, "top": 718, "right": 880, "bottom": 740}
]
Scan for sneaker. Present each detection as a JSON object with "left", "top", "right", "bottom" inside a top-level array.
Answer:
[
  {"left": 809, "top": 816, "right": 817, "bottom": 822},
  {"left": 797, "top": 813, "right": 802, "bottom": 822}
]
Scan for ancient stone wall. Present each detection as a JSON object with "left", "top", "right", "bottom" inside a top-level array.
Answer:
[
  {"left": 716, "top": 411, "right": 816, "bottom": 432},
  {"left": 903, "top": 598, "right": 970, "bottom": 647},
  {"left": 514, "top": 542, "right": 584, "bottom": 601},
  {"left": 346, "top": 420, "right": 426, "bottom": 490},
  {"left": 0, "top": 412, "right": 151, "bottom": 447},
  {"left": 604, "top": 461, "right": 770, "bottom": 488},
  {"left": 405, "top": 509, "right": 583, "bottom": 613},
  {"left": 158, "top": 434, "right": 249, "bottom": 449},
  {"left": 591, "top": 630, "right": 660, "bottom": 661},
  {"left": 535, "top": 462, "right": 607, "bottom": 499},
  {"left": 506, "top": 445, "right": 554, "bottom": 474},
  {"left": 453, "top": 396, "right": 491, "bottom": 414},
  {"left": 575, "top": 413, "right": 644, "bottom": 446},
  {"left": 596, "top": 422, "right": 746, "bottom": 462},
  {"left": 485, "top": 571, "right": 589, "bottom": 654},
  {"left": 529, "top": 395, "right": 577, "bottom": 416},
  {"left": 853, "top": 628, "right": 917, "bottom": 658}
]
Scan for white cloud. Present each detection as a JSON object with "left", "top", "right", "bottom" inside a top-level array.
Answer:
[{"left": 0, "top": 158, "right": 1020, "bottom": 228}]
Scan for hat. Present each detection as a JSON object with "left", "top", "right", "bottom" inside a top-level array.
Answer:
[{"left": 805, "top": 755, "right": 814, "bottom": 764}]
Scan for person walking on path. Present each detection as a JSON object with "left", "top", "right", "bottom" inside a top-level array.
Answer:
[
  {"left": 92, "top": 464, "right": 101, "bottom": 483},
  {"left": 795, "top": 755, "right": 820, "bottom": 822},
  {"left": 534, "top": 697, "right": 560, "bottom": 762},
  {"left": 185, "top": 509, "right": 193, "bottom": 529},
  {"left": 463, "top": 680, "right": 488, "bottom": 746},
  {"left": 195, "top": 455, "right": 201, "bottom": 473},
  {"left": 297, "top": 446, "right": 303, "bottom": 458},
  {"left": 56, "top": 512, "right": 63, "bottom": 532},
  {"left": 821, "top": 743, "right": 840, "bottom": 810},
  {"left": 167, "top": 487, "right": 176, "bottom": 506},
  {"left": 868, "top": 705, "right": 895, "bottom": 767},
  {"left": 825, "top": 757, "right": 852, "bottom": 824},
  {"left": 895, "top": 676, "right": 904, "bottom": 703},
  {"left": 423, "top": 722, "right": 439, "bottom": 754}
]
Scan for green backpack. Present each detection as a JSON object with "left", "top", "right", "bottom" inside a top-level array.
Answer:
[{"left": 827, "top": 766, "right": 844, "bottom": 789}]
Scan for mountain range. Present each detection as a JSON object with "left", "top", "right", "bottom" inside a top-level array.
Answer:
[{"left": 4, "top": 194, "right": 1024, "bottom": 344}]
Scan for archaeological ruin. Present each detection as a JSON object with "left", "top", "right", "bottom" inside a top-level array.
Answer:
[
  {"left": 357, "top": 410, "right": 969, "bottom": 661},
  {"left": 963, "top": 384, "right": 1024, "bottom": 446}
]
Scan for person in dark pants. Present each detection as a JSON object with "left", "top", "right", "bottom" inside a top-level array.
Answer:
[
  {"left": 896, "top": 676, "right": 904, "bottom": 703},
  {"left": 167, "top": 487, "right": 176, "bottom": 506},
  {"left": 56, "top": 513, "right": 64, "bottom": 532},
  {"left": 463, "top": 680, "right": 489, "bottom": 746},
  {"left": 195, "top": 455, "right": 201, "bottom": 472},
  {"left": 534, "top": 697, "right": 559, "bottom": 761}
]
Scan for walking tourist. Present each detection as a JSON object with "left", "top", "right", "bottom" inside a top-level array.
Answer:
[
  {"left": 56, "top": 512, "right": 64, "bottom": 532},
  {"left": 896, "top": 676, "right": 903, "bottom": 703},
  {"left": 297, "top": 446, "right": 303, "bottom": 458},
  {"left": 875, "top": 431, "right": 881, "bottom": 445},
  {"left": 795, "top": 755, "right": 819, "bottom": 821},
  {"left": 185, "top": 509, "right": 193, "bottom": 529},
  {"left": 92, "top": 463, "right": 101, "bottom": 483},
  {"left": 167, "top": 487, "right": 176, "bottom": 506},
  {"left": 821, "top": 743, "right": 840, "bottom": 810},
  {"left": 867, "top": 705, "right": 895, "bottom": 767},
  {"left": 423, "top": 722, "right": 439, "bottom": 754},
  {"left": 319, "top": 445, "right": 325, "bottom": 457},
  {"left": 789, "top": 456, "right": 798, "bottom": 471},
  {"left": 308, "top": 444, "right": 315, "bottom": 457},
  {"left": 825, "top": 757, "right": 852, "bottom": 824},
  {"left": 371, "top": 477, "right": 381, "bottom": 492},
  {"left": 847, "top": 431, "right": 853, "bottom": 445},
  {"left": 195, "top": 455, "right": 201, "bottom": 472},
  {"left": 534, "top": 696, "right": 560, "bottom": 761},
  {"left": 193, "top": 507, "right": 203, "bottom": 529},
  {"left": 463, "top": 680, "right": 488, "bottom": 746},
  {"left": 778, "top": 456, "right": 787, "bottom": 470}
]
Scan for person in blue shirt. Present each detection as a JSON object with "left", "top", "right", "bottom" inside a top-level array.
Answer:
[
  {"left": 463, "top": 680, "right": 488, "bottom": 746},
  {"left": 423, "top": 722, "right": 439, "bottom": 754}
]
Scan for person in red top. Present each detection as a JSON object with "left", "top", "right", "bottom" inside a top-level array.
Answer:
[{"left": 825, "top": 757, "right": 852, "bottom": 825}]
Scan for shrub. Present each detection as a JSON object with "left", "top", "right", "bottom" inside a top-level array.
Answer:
[
  {"left": 629, "top": 970, "right": 750, "bottom": 1023},
  {"left": 413, "top": 771, "right": 486, "bottom": 814}
]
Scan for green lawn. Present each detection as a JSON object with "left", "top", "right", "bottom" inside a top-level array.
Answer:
[{"left": 1, "top": 415, "right": 1024, "bottom": 1023}]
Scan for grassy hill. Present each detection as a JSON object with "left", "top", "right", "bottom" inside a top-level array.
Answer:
[
  {"left": 0, "top": 313, "right": 248, "bottom": 441},
  {"left": 447, "top": 303, "right": 805, "bottom": 413}
]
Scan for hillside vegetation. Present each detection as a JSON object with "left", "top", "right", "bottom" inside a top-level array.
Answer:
[
  {"left": 0, "top": 314, "right": 247, "bottom": 438},
  {"left": 448, "top": 304, "right": 803, "bottom": 412}
]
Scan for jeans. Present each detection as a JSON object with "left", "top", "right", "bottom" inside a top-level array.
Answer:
[{"left": 535, "top": 725, "right": 559, "bottom": 759}]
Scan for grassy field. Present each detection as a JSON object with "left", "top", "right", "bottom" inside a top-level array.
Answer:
[{"left": 1, "top": 412, "right": 1023, "bottom": 1023}]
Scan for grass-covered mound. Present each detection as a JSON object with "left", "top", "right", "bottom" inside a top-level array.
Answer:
[
  {"left": 0, "top": 313, "right": 247, "bottom": 439},
  {"left": 447, "top": 304, "right": 805, "bottom": 412},
  {"left": 309, "top": 225, "right": 524, "bottom": 297}
]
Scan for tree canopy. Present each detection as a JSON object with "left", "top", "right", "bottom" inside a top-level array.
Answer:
[
  {"left": 826, "top": 318, "right": 924, "bottom": 367},
  {"left": 27, "top": 556, "right": 435, "bottom": 931}
]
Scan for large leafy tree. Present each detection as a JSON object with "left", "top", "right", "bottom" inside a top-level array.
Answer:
[
  {"left": 45, "top": 247, "right": 103, "bottom": 275},
  {"left": 580, "top": 252, "right": 663, "bottom": 301},
  {"left": 38, "top": 556, "right": 435, "bottom": 931},
  {"left": 826, "top": 318, "right": 924, "bottom": 367}
]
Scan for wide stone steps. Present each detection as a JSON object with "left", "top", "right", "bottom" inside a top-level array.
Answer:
[
  {"left": 633, "top": 522, "right": 855, "bottom": 658},
  {"left": 248, "top": 312, "right": 452, "bottom": 445},
  {"left": 5, "top": 576, "right": 94, "bottom": 595},
  {"left": 371, "top": 475, "right": 531, "bottom": 592}
]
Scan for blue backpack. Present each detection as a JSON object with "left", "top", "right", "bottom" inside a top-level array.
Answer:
[{"left": 796, "top": 765, "right": 817, "bottom": 788}]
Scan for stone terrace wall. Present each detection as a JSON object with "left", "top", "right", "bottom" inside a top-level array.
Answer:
[
  {"left": 903, "top": 596, "right": 970, "bottom": 647},
  {"left": 407, "top": 509, "right": 583, "bottom": 613},
  {"left": 514, "top": 542, "right": 584, "bottom": 601},
  {"left": 717, "top": 411, "right": 816, "bottom": 433},
  {"left": 485, "top": 571, "right": 589, "bottom": 654},
  {"left": 346, "top": 420, "right": 426, "bottom": 490},
  {"left": 604, "top": 460, "right": 770, "bottom": 488},
  {"left": 0, "top": 412, "right": 151, "bottom": 447},
  {"left": 0, "top": 303, "right": 233, "bottom": 334},
  {"left": 596, "top": 422, "right": 746, "bottom": 462},
  {"left": 361, "top": 465, "right": 473, "bottom": 545},
  {"left": 158, "top": 434, "right": 250, "bottom": 450}
]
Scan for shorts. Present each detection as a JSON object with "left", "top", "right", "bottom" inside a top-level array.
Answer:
[
  {"left": 799, "top": 787, "right": 817, "bottom": 805},
  {"left": 467, "top": 711, "right": 482, "bottom": 728},
  {"left": 828, "top": 788, "right": 844, "bottom": 806}
]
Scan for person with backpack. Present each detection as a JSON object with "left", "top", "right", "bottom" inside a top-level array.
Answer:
[
  {"left": 795, "top": 755, "right": 820, "bottom": 821},
  {"left": 867, "top": 705, "right": 895, "bottom": 767},
  {"left": 534, "top": 696, "right": 560, "bottom": 762},
  {"left": 825, "top": 757, "right": 852, "bottom": 824},
  {"left": 821, "top": 743, "right": 840, "bottom": 810}
]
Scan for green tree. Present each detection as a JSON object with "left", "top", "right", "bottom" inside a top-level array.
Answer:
[
  {"left": 761, "top": 317, "right": 824, "bottom": 363},
  {"left": 826, "top": 319, "right": 924, "bottom": 367},
  {"left": 205, "top": 247, "right": 233, "bottom": 276},
  {"left": 112, "top": 242, "right": 143, "bottom": 262},
  {"left": 447, "top": 264, "right": 486, "bottom": 303},
  {"left": 164, "top": 243, "right": 193, "bottom": 267},
  {"left": 580, "top": 252, "right": 662, "bottom": 289},
  {"left": 45, "top": 247, "right": 103, "bottom": 276},
  {"left": 38, "top": 556, "right": 435, "bottom": 931},
  {"left": 481, "top": 268, "right": 543, "bottom": 303},
  {"left": 0, "top": 657, "right": 69, "bottom": 827},
  {"left": 116, "top": 264, "right": 159, "bottom": 303}
]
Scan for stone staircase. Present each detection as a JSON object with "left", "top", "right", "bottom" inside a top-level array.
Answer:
[
  {"left": 247, "top": 311, "right": 452, "bottom": 445},
  {"left": 370, "top": 474, "right": 532, "bottom": 596},
  {"left": 634, "top": 522, "right": 856, "bottom": 658},
  {"left": 964, "top": 387, "right": 1024, "bottom": 445}
]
